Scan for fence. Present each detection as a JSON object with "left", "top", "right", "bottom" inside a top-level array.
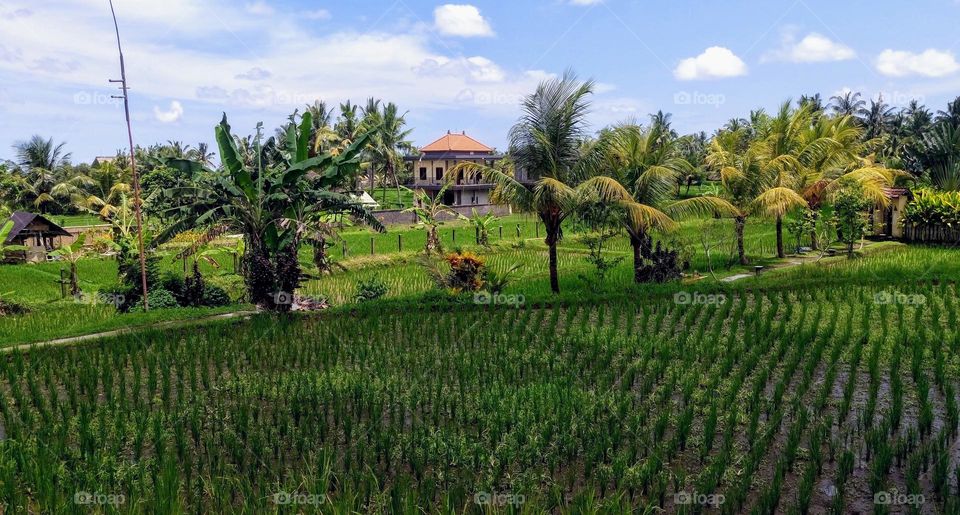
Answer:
[
  {"left": 903, "top": 224, "right": 960, "bottom": 244},
  {"left": 333, "top": 219, "right": 545, "bottom": 258}
]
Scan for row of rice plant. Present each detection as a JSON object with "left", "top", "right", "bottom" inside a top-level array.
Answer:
[{"left": 0, "top": 282, "right": 957, "bottom": 512}]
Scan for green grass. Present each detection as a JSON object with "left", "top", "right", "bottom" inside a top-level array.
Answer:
[
  {"left": 367, "top": 187, "right": 415, "bottom": 210},
  {"left": 48, "top": 214, "right": 105, "bottom": 228},
  {"left": 1, "top": 254, "right": 958, "bottom": 511}
]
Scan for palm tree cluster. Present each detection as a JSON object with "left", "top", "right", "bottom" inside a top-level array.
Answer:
[
  {"left": 279, "top": 99, "right": 415, "bottom": 206},
  {"left": 455, "top": 71, "right": 735, "bottom": 292},
  {"left": 708, "top": 101, "right": 902, "bottom": 261},
  {"left": 824, "top": 91, "right": 960, "bottom": 189}
]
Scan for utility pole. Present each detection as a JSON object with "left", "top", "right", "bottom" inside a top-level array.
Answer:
[{"left": 109, "top": 0, "right": 149, "bottom": 311}]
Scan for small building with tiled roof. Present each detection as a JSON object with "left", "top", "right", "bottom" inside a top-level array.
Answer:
[{"left": 406, "top": 131, "right": 502, "bottom": 208}]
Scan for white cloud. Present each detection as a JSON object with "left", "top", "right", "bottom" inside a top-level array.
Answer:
[
  {"left": 876, "top": 49, "right": 960, "bottom": 78},
  {"left": 434, "top": 4, "right": 494, "bottom": 38},
  {"left": 245, "top": 1, "right": 274, "bottom": 16},
  {"left": 763, "top": 33, "right": 855, "bottom": 63},
  {"left": 154, "top": 101, "right": 184, "bottom": 123},
  {"left": 569, "top": 0, "right": 602, "bottom": 4},
  {"left": 304, "top": 9, "right": 331, "bottom": 20},
  {"left": 674, "top": 47, "right": 748, "bottom": 80},
  {"left": 235, "top": 67, "right": 271, "bottom": 80}
]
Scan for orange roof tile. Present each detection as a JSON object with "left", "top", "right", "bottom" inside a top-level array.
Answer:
[{"left": 421, "top": 131, "right": 493, "bottom": 153}]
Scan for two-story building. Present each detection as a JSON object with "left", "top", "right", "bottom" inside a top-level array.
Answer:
[{"left": 407, "top": 131, "right": 502, "bottom": 209}]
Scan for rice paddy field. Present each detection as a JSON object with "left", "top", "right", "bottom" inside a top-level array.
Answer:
[{"left": 1, "top": 245, "right": 959, "bottom": 513}]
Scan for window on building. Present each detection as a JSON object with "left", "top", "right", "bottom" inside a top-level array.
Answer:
[
  {"left": 435, "top": 167, "right": 444, "bottom": 180},
  {"left": 419, "top": 167, "right": 427, "bottom": 181}
]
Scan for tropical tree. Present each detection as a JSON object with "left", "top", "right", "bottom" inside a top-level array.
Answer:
[
  {"left": 829, "top": 91, "right": 867, "bottom": 120},
  {"left": 577, "top": 123, "right": 736, "bottom": 282},
  {"left": 707, "top": 132, "right": 771, "bottom": 265},
  {"left": 159, "top": 113, "right": 382, "bottom": 311},
  {"left": 469, "top": 209, "right": 499, "bottom": 247},
  {"left": 50, "top": 233, "right": 86, "bottom": 295},
  {"left": 404, "top": 182, "right": 462, "bottom": 253},
  {"left": 14, "top": 135, "right": 71, "bottom": 172},
  {"left": 454, "top": 71, "right": 595, "bottom": 293},
  {"left": 363, "top": 99, "right": 414, "bottom": 203}
]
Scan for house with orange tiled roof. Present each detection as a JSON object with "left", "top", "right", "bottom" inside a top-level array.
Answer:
[{"left": 406, "top": 131, "right": 503, "bottom": 209}]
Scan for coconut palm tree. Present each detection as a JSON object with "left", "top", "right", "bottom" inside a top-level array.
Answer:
[
  {"left": 829, "top": 91, "right": 868, "bottom": 120},
  {"left": 707, "top": 134, "right": 769, "bottom": 265},
  {"left": 577, "top": 123, "right": 736, "bottom": 282},
  {"left": 751, "top": 102, "right": 819, "bottom": 258},
  {"left": 454, "top": 71, "right": 595, "bottom": 293},
  {"left": 13, "top": 135, "right": 72, "bottom": 212},
  {"left": 363, "top": 100, "right": 414, "bottom": 204},
  {"left": 188, "top": 143, "right": 215, "bottom": 167},
  {"left": 14, "top": 135, "right": 71, "bottom": 172}
]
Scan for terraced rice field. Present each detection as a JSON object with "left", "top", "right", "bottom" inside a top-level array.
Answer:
[{"left": 1, "top": 280, "right": 958, "bottom": 513}]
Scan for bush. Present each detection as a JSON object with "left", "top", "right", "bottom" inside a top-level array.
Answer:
[
  {"left": 130, "top": 289, "right": 179, "bottom": 312},
  {"left": 355, "top": 277, "right": 389, "bottom": 303},
  {"left": 444, "top": 251, "right": 486, "bottom": 292},
  {"left": 202, "top": 284, "right": 231, "bottom": 307}
]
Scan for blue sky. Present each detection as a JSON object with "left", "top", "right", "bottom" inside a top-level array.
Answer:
[{"left": 2, "top": 0, "right": 960, "bottom": 163}]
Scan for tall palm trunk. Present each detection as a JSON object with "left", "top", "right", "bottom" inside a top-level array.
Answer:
[
  {"left": 629, "top": 230, "right": 650, "bottom": 284},
  {"left": 735, "top": 216, "right": 748, "bottom": 265},
  {"left": 543, "top": 215, "right": 561, "bottom": 293},
  {"left": 776, "top": 215, "right": 785, "bottom": 258},
  {"left": 809, "top": 210, "right": 820, "bottom": 251}
]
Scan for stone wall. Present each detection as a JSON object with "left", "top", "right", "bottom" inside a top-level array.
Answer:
[{"left": 373, "top": 204, "right": 512, "bottom": 226}]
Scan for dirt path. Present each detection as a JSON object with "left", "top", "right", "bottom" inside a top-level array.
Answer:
[
  {"left": 2, "top": 310, "right": 258, "bottom": 354},
  {"left": 722, "top": 241, "right": 904, "bottom": 283}
]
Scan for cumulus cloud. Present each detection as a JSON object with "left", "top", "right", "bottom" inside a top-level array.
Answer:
[
  {"left": 876, "top": 49, "right": 960, "bottom": 78},
  {"left": 245, "top": 1, "right": 273, "bottom": 16},
  {"left": 414, "top": 56, "right": 505, "bottom": 83},
  {"left": 674, "top": 47, "right": 748, "bottom": 80},
  {"left": 235, "top": 67, "right": 271, "bottom": 80},
  {"left": 763, "top": 33, "right": 855, "bottom": 63},
  {"left": 154, "top": 101, "right": 184, "bottom": 123},
  {"left": 434, "top": 4, "right": 494, "bottom": 37}
]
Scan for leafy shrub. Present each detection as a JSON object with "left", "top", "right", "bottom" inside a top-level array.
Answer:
[
  {"left": 130, "top": 289, "right": 179, "bottom": 312},
  {"left": 202, "top": 284, "right": 231, "bottom": 307},
  {"left": 355, "top": 277, "right": 389, "bottom": 303},
  {"left": 903, "top": 188, "right": 960, "bottom": 229},
  {"left": 634, "top": 233, "right": 687, "bottom": 283},
  {"left": 443, "top": 251, "right": 486, "bottom": 292}
]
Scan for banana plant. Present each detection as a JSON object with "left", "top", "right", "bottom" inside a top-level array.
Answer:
[
  {"left": 49, "top": 233, "right": 86, "bottom": 296},
  {"left": 0, "top": 220, "right": 29, "bottom": 260},
  {"left": 159, "top": 113, "right": 383, "bottom": 311}
]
